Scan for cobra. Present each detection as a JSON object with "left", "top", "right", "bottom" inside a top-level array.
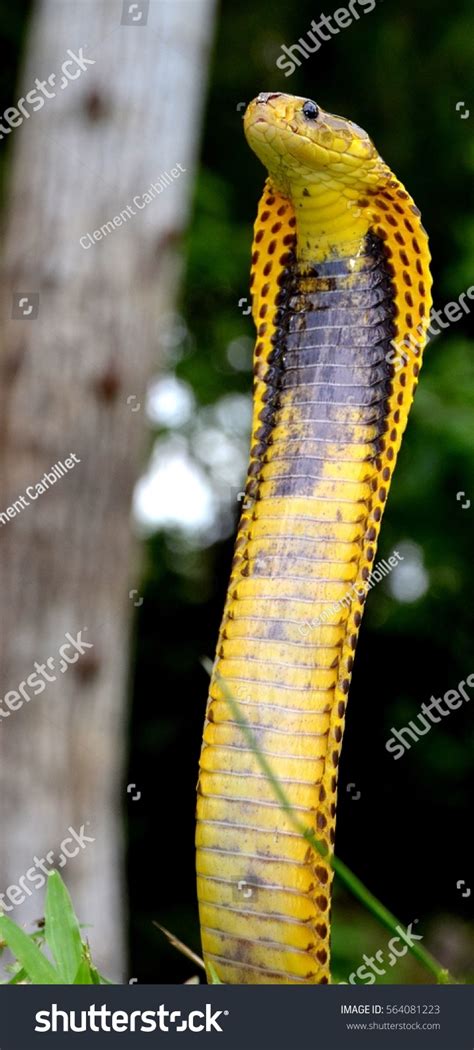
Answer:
[{"left": 196, "top": 92, "right": 432, "bottom": 984}]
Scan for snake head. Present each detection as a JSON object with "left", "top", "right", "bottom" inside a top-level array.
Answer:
[{"left": 244, "top": 92, "right": 385, "bottom": 198}]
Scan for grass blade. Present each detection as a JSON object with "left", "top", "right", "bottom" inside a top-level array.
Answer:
[
  {"left": 207, "top": 962, "right": 223, "bottom": 984},
  {"left": 153, "top": 922, "right": 206, "bottom": 971},
  {"left": 73, "top": 958, "right": 94, "bottom": 984},
  {"left": 4, "top": 966, "right": 28, "bottom": 984},
  {"left": 0, "top": 916, "right": 64, "bottom": 984},
  {"left": 44, "top": 871, "right": 83, "bottom": 983}
]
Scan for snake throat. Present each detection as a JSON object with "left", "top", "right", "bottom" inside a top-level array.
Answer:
[{"left": 197, "top": 97, "right": 432, "bottom": 985}]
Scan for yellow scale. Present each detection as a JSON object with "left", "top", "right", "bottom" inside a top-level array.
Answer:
[{"left": 196, "top": 93, "right": 432, "bottom": 983}]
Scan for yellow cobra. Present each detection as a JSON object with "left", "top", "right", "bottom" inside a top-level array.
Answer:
[{"left": 196, "top": 92, "right": 432, "bottom": 984}]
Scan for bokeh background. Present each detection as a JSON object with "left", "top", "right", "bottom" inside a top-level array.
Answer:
[{"left": 1, "top": 0, "right": 473, "bottom": 984}]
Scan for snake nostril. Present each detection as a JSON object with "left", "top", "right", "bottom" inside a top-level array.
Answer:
[{"left": 256, "top": 92, "right": 282, "bottom": 105}]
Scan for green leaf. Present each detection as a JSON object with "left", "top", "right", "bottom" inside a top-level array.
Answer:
[
  {"left": 44, "top": 872, "right": 83, "bottom": 983},
  {"left": 73, "top": 958, "right": 94, "bottom": 984},
  {"left": 0, "top": 916, "right": 63, "bottom": 984}
]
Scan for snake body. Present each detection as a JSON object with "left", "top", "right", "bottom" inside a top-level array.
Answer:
[{"left": 196, "top": 93, "right": 432, "bottom": 984}]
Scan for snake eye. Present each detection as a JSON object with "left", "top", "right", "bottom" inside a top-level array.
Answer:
[{"left": 302, "top": 100, "right": 319, "bottom": 121}]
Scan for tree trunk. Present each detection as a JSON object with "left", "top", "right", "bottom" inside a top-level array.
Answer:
[{"left": 0, "top": 0, "right": 215, "bottom": 980}]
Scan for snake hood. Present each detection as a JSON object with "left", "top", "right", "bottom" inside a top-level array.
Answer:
[{"left": 243, "top": 92, "right": 403, "bottom": 262}]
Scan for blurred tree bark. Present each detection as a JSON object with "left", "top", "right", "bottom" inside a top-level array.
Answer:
[{"left": 0, "top": 0, "right": 216, "bottom": 979}]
